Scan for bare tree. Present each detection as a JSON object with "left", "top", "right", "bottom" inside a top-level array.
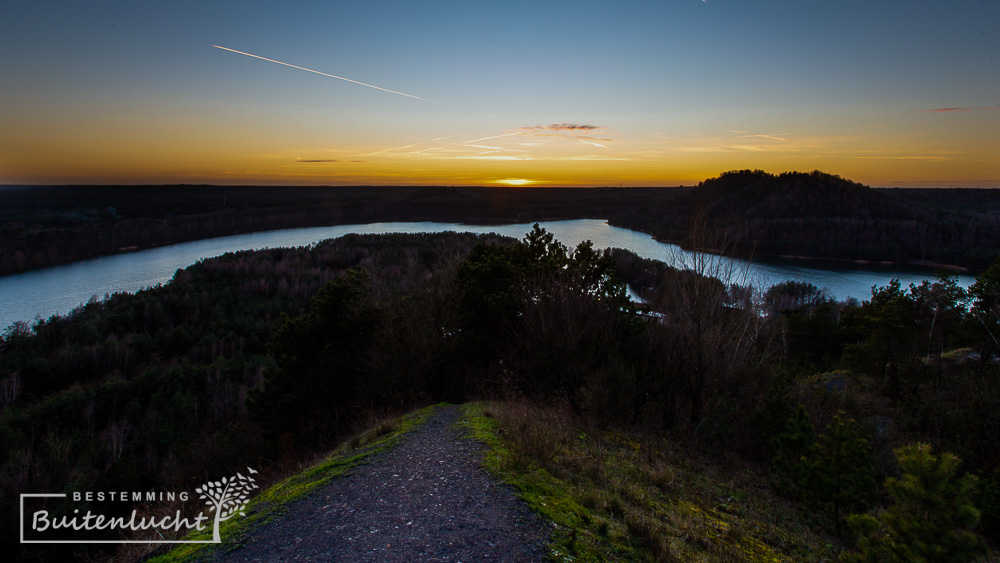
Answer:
[
  {"left": 648, "top": 210, "right": 770, "bottom": 432},
  {"left": 0, "top": 372, "right": 20, "bottom": 409},
  {"left": 104, "top": 420, "right": 130, "bottom": 463}
]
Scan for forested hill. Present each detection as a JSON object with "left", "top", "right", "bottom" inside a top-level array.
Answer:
[
  {"left": 610, "top": 170, "right": 1000, "bottom": 270},
  {"left": 695, "top": 170, "right": 910, "bottom": 220}
]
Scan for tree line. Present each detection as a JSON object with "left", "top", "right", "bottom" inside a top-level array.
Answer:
[
  {"left": 0, "top": 184, "right": 669, "bottom": 276},
  {"left": 4, "top": 173, "right": 999, "bottom": 277}
]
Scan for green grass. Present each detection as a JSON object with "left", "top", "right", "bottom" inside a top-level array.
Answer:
[
  {"left": 148, "top": 401, "right": 842, "bottom": 562},
  {"left": 147, "top": 404, "right": 440, "bottom": 562},
  {"left": 459, "top": 401, "right": 841, "bottom": 562}
]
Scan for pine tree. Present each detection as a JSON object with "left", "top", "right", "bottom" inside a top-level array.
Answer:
[
  {"left": 799, "top": 412, "right": 876, "bottom": 528},
  {"left": 771, "top": 404, "right": 816, "bottom": 493},
  {"left": 841, "top": 443, "right": 985, "bottom": 563}
]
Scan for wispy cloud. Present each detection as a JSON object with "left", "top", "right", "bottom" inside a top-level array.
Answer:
[
  {"left": 520, "top": 123, "right": 605, "bottom": 133},
  {"left": 364, "top": 143, "right": 418, "bottom": 157},
  {"left": 451, "top": 154, "right": 632, "bottom": 162},
  {"left": 296, "top": 159, "right": 340, "bottom": 163},
  {"left": 917, "top": 106, "right": 999, "bottom": 113},
  {"left": 663, "top": 129, "right": 874, "bottom": 156},
  {"left": 675, "top": 130, "right": 800, "bottom": 153},
  {"left": 517, "top": 124, "right": 613, "bottom": 142},
  {"left": 730, "top": 130, "right": 789, "bottom": 141},
  {"left": 354, "top": 123, "right": 628, "bottom": 162},
  {"left": 429, "top": 123, "right": 620, "bottom": 157},
  {"left": 509, "top": 124, "right": 616, "bottom": 149},
  {"left": 462, "top": 133, "right": 522, "bottom": 144},
  {"left": 853, "top": 155, "right": 955, "bottom": 162}
]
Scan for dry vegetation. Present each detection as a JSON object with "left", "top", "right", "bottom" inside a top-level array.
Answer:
[{"left": 461, "top": 401, "right": 840, "bottom": 562}]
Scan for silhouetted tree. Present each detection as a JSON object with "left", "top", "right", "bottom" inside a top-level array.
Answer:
[
  {"left": 844, "top": 279, "right": 918, "bottom": 400},
  {"left": 968, "top": 256, "right": 1000, "bottom": 364},
  {"left": 909, "top": 273, "right": 968, "bottom": 386}
]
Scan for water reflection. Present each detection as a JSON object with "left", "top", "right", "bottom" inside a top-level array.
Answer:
[{"left": 0, "top": 220, "right": 977, "bottom": 330}]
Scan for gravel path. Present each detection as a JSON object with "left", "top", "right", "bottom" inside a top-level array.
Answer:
[{"left": 214, "top": 405, "right": 549, "bottom": 562}]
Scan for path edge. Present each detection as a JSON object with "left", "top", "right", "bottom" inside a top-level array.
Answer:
[{"left": 146, "top": 403, "right": 446, "bottom": 563}]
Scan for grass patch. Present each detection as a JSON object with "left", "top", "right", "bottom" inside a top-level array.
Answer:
[
  {"left": 146, "top": 404, "right": 441, "bottom": 562},
  {"left": 460, "top": 401, "right": 840, "bottom": 562}
]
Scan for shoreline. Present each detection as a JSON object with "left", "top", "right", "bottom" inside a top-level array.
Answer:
[
  {"left": 624, "top": 230, "right": 974, "bottom": 275},
  {"left": 765, "top": 254, "right": 970, "bottom": 274},
  {"left": 3, "top": 216, "right": 985, "bottom": 279}
]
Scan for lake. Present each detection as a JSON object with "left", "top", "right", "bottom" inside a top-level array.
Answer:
[{"left": 0, "top": 219, "right": 977, "bottom": 330}]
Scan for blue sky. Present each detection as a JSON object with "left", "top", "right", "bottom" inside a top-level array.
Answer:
[{"left": 1, "top": 0, "right": 997, "bottom": 186}]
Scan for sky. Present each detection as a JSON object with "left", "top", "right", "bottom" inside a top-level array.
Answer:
[{"left": 1, "top": 0, "right": 997, "bottom": 187}]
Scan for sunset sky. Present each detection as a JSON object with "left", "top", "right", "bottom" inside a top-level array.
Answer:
[{"left": 1, "top": 0, "right": 997, "bottom": 187}]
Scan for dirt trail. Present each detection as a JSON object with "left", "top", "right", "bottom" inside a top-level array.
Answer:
[{"left": 213, "top": 405, "right": 548, "bottom": 562}]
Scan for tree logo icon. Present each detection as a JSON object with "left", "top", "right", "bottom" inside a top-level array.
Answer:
[{"left": 195, "top": 467, "right": 259, "bottom": 543}]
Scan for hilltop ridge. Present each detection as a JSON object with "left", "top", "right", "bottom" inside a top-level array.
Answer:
[
  {"left": 695, "top": 170, "right": 912, "bottom": 219},
  {"left": 611, "top": 170, "right": 1000, "bottom": 270}
]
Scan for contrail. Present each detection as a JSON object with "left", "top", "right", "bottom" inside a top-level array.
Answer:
[{"left": 212, "top": 44, "right": 438, "bottom": 104}]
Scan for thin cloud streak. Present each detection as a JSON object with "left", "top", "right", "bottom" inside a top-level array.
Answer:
[
  {"left": 452, "top": 153, "right": 632, "bottom": 162},
  {"left": 668, "top": 130, "right": 857, "bottom": 155},
  {"left": 511, "top": 124, "right": 616, "bottom": 146},
  {"left": 364, "top": 143, "right": 418, "bottom": 157},
  {"left": 917, "top": 106, "right": 999, "bottom": 113},
  {"left": 357, "top": 124, "right": 624, "bottom": 163},
  {"left": 731, "top": 130, "right": 789, "bottom": 141},
  {"left": 520, "top": 123, "right": 605, "bottom": 132},
  {"left": 460, "top": 144, "right": 529, "bottom": 152},
  {"left": 853, "top": 156, "right": 954, "bottom": 161},
  {"left": 212, "top": 45, "right": 438, "bottom": 104},
  {"left": 526, "top": 134, "right": 615, "bottom": 142},
  {"left": 462, "top": 133, "right": 523, "bottom": 144}
]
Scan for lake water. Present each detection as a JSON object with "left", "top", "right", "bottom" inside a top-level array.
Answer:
[{"left": 0, "top": 219, "right": 977, "bottom": 330}]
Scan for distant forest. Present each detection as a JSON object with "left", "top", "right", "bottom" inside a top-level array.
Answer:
[{"left": 2, "top": 170, "right": 999, "bottom": 275}]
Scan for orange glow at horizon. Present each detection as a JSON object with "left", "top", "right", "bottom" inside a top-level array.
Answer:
[
  {"left": 3, "top": 2, "right": 998, "bottom": 190},
  {"left": 3, "top": 116, "right": 998, "bottom": 188},
  {"left": 4, "top": 151, "right": 998, "bottom": 188}
]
